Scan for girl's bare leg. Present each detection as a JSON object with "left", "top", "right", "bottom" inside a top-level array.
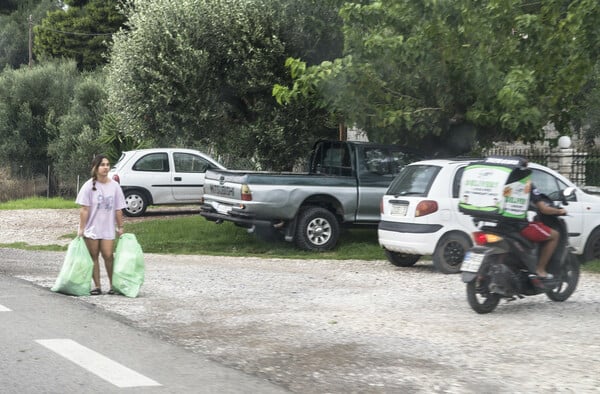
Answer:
[
  {"left": 85, "top": 238, "right": 101, "bottom": 289},
  {"left": 99, "top": 239, "right": 115, "bottom": 288}
]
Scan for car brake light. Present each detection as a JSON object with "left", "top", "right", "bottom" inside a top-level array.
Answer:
[
  {"left": 241, "top": 184, "right": 252, "bottom": 201},
  {"left": 112, "top": 174, "right": 120, "bottom": 184},
  {"left": 473, "top": 231, "right": 503, "bottom": 245},
  {"left": 380, "top": 198, "right": 384, "bottom": 214},
  {"left": 415, "top": 200, "right": 438, "bottom": 217}
]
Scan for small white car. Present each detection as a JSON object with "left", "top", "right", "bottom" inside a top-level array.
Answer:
[
  {"left": 378, "top": 159, "right": 600, "bottom": 273},
  {"left": 109, "top": 148, "right": 225, "bottom": 217}
]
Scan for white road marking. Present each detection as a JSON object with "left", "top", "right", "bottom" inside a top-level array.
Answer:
[
  {"left": 0, "top": 304, "right": 11, "bottom": 312},
  {"left": 35, "top": 339, "right": 161, "bottom": 388}
]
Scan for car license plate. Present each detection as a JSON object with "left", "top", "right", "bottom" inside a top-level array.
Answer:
[
  {"left": 211, "top": 202, "right": 232, "bottom": 215},
  {"left": 391, "top": 204, "right": 408, "bottom": 216},
  {"left": 208, "top": 184, "right": 234, "bottom": 197},
  {"left": 461, "top": 251, "right": 484, "bottom": 272}
]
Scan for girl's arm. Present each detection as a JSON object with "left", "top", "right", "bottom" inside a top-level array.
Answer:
[{"left": 78, "top": 206, "right": 89, "bottom": 236}]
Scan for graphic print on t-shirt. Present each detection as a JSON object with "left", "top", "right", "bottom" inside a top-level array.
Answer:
[{"left": 96, "top": 194, "right": 114, "bottom": 211}]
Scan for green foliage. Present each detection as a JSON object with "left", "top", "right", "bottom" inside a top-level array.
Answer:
[
  {"left": 0, "top": 60, "right": 79, "bottom": 175},
  {"left": 47, "top": 69, "right": 111, "bottom": 194},
  {"left": 0, "top": 0, "right": 59, "bottom": 68},
  {"left": 98, "top": 113, "right": 151, "bottom": 165},
  {"left": 34, "top": 0, "right": 126, "bottom": 70},
  {"left": 275, "top": 0, "right": 600, "bottom": 153},
  {"left": 106, "top": 0, "right": 341, "bottom": 170}
]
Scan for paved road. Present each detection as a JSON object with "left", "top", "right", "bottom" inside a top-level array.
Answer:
[
  {"left": 2, "top": 248, "right": 600, "bottom": 393},
  {"left": 0, "top": 275, "right": 285, "bottom": 393}
]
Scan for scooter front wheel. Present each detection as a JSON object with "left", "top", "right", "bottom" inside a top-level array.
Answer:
[
  {"left": 466, "top": 280, "right": 500, "bottom": 314},
  {"left": 546, "top": 253, "right": 580, "bottom": 302}
]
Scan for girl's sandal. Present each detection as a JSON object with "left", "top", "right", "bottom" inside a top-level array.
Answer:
[
  {"left": 90, "top": 288, "right": 102, "bottom": 295},
  {"left": 107, "top": 288, "right": 116, "bottom": 295}
]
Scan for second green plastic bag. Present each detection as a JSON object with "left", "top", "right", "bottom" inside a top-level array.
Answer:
[
  {"left": 51, "top": 236, "right": 94, "bottom": 296},
  {"left": 112, "top": 233, "right": 145, "bottom": 297}
]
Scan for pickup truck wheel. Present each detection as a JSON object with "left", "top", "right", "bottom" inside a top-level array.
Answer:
[
  {"left": 295, "top": 207, "right": 340, "bottom": 252},
  {"left": 384, "top": 250, "right": 421, "bottom": 267},
  {"left": 124, "top": 190, "right": 148, "bottom": 217}
]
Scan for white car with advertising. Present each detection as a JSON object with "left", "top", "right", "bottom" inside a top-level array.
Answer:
[{"left": 378, "top": 159, "right": 600, "bottom": 273}]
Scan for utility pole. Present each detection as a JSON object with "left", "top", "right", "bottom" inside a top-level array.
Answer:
[{"left": 28, "top": 15, "right": 33, "bottom": 68}]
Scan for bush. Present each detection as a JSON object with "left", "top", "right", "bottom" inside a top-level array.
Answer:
[{"left": 0, "top": 167, "right": 47, "bottom": 202}]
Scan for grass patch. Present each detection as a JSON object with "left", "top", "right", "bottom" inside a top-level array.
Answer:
[
  {"left": 0, "top": 197, "right": 77, "bottom": 210},
  {"left": 0, "top": 242, "right": 67, "bottom": 252},
  {"left": 125, "top": 216, "right": 386, "bottom": 260},
  {"left": 584, "top": 259, "right": 600, "bottom": 273}
]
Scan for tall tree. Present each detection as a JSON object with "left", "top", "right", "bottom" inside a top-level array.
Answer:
[
  {"left": 0, "top": 0, "right": 59, "bottom": 68},
  {"left": 106, "top": 0, "right": 344, "bottom": 170},
  {"left": 274, "top": 0, "right": 600, "bottom": 154},
  {"left": 34, "top": 0, "right": 126, "bottom": 70}
]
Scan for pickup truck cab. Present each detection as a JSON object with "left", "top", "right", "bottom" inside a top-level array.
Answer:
[{"left": 200, "top": 140, "right": 422, "bottom": 251}]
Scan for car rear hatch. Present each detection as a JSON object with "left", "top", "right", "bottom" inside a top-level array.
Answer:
[{"left": 380, "top": 164, "right": 442, "bottom": 223}]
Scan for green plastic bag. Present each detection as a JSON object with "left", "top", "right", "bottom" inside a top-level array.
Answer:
[
  {"left": 112, "top": 233, "right": 145, "bottom": 297},
  {"left": 51, "top": 237, "right": 94, "bottom": 296}
]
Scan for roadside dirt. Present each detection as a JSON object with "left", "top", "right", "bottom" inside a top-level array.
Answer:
[{"left": 1, "top": 209, "right": 600, "bottom": 393}]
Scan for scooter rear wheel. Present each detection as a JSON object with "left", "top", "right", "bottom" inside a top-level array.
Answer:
[
  {"left": 466, "top": 280, "right": 500, "bottom": 314},
  {"left": 546, "top": 253, "right": 580, "bottom": 302}
]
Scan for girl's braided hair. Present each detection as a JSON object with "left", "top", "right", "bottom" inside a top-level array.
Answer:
[{"left": 90, "top": 154, "right": 108, "bottom": 191}]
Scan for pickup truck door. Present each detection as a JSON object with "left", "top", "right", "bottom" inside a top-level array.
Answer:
[
  {"left": 356, "top": 147, "right": 418, "bottom": 222},
  {"left": 171, "top": 152, "right": 216, "bottom": 202},
  {"left": 355, "top": 147, "right": 398, "bottom": 222}
]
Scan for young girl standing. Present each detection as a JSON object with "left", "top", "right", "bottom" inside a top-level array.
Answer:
[{"left": 76, "top": 154, "right": 127, "bottom": 295}]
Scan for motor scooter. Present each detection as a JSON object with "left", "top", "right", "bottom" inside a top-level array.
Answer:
[{"left": 461, "top": 187, "right": 580, "bottom": 314}]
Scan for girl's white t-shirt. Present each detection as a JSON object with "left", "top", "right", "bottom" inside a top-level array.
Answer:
[{"left": 76, "top": 178, "right": 126, "bottom": 240}]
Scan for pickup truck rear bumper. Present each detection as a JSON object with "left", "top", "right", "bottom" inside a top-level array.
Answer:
[{"left": 200, "top": 205, "right": 274, "bottom": 228}]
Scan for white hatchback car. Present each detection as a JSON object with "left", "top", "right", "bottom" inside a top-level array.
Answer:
[
  {"left": 378, "top": 159, "right": 600, "bottom": 273},
  {"left": 109, "top": 148, "right": 225, "bottom": 217}
]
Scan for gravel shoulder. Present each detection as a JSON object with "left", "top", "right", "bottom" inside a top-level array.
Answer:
[{"left": 1, "top": 209, "right": 600, "bottom": 393}]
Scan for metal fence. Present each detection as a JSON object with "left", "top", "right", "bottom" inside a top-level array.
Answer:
[{"left": 483, "top": 146, "right": 600, "bottom": 187}]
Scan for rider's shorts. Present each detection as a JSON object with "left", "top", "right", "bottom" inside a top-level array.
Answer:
[{"left": 520, "top": 221, "right": 552, "bottom": 242}]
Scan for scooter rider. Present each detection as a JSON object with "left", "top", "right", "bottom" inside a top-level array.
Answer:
[{"left": 520, "top": 177, "right": 567, "bottom": 280}]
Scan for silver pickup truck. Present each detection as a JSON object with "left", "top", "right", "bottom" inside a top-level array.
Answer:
[{"left": 200, "top": 140, "right": 422, "bottom": 251}]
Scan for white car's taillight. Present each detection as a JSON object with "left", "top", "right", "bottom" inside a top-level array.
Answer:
[{"left": 415, "top": 200, "right": 438, "bottom": 217}]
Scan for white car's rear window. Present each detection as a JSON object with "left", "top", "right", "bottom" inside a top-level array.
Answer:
[{"left": 386, "top": 165, "right": 441, "bottom": 196}]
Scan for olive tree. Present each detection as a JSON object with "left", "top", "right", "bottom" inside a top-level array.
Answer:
[{"left": 106, "top": 0, "right": 343, "bottom": 170}]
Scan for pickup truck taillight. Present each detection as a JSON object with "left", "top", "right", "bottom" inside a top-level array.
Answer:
[
  {"left": 112, "top": 174, "right": 120, "bottom": 184},
  {"left": 241, "top": 184, "right": 252, "bottom": 201}
]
